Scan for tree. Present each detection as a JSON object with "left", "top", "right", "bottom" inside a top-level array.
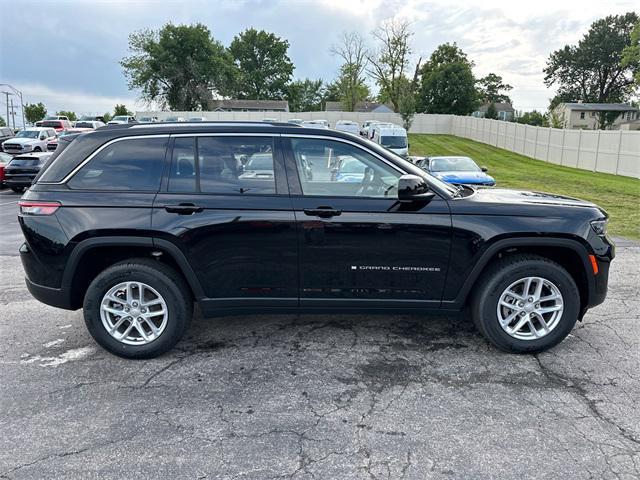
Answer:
[
  {"left": 544, "top": 12, "right": 639, "bottom": 129},
  {"left": 0, "top": 116, "right": 5, "bottom": 127},
  {"left": 114, "top": 104, "right": 133, "bottom": 116},
  {"left": 102, "top": 112, "right": 112, "bottom": 123},
  {"left": 121, "top": 23, "right": 233, "bottom": 110},
  {"left": 57, "top": 111, "right": 77, "bottom": 122},
  {"left": 24, "top": 102, "right": 47, "bottom": 125},
  {"left": 477, "top": 73, "right": 512, "bottom": 104},
  {"left": 286, "top": 79, "right": 325, "bottom": 112},
  {"left": 398, "top": 87, "right": 417, "bottom": 131},
  {"left": 229, "top": 28, "right": 294, "bottom": 100},
  {"left": 367, "top": 19, "right": 414, "bottom": 112},
  {"left": 331, "top": 32, "right": 369, "bottom": 111},
  {"left": 516, "top": 110, "right": 547, "bottom": 126},
  {"left": 622, "top": 20, "right": 640, "bottom": 85},
  {"left": 418, "top": 43, "right": 478, "bottom": 115},
  {"left": 484, "top": 103, "right": 498, "bottom": 120}
]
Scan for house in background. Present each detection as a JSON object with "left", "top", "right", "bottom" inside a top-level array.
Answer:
[
  {"left": 210, "top": 99, "right": 289, "bottom": 112},
  {"left": 472, "top": 102, "right": 515, "bottom": 121},
  {"left": 552, "top": 102, "right": 640, "bottom": 130},
  {"left": 324, "top": 101, "right": 394, "bottom": 113}
]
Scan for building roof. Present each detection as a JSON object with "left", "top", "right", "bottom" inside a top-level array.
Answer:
[
  {"left": 210, "top": 99, "right": 289, "bottom": 111},
  {"left": 477, "top": 102, "right": 515, "bottom": 113},
  {"left": 325, "top": 101, "right": 394, "bottom": 113},
  {"left": 562, "top": 103, "right": 639, "bottom": 112}
]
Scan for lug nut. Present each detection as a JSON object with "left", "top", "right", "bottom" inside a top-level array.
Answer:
[
  {"left": 132, "top": 302, "right": 138, "bottom": 307},
  {"left": 520, "top": 311, "right": 526, "bottom": 316},
  {"left": 141, "top": 308, "right": 146, "bottom": 313},
  {"left": 527, "top": 297, "right": 534, "bottom": 302},
  {"left": 518, "top": 302, "right": 524, "bottom": 307},
  {"left": 137, "top": 317, "right": 142, "bottom": 321},
  {"left": 125, "top": 307, "right": 130, "bottom": 312},
  {"left": 535, "top": 304, "right": 540, "bottom": 309}
]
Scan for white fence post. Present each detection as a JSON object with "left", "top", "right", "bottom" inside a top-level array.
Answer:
[
  {"left": 594, "top": 130, "right": 601, "bottom": 172},
  {"left": 615, "top": 130, "right": 623, "bottom": 175}
]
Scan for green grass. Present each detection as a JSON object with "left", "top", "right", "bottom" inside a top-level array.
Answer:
[{"left": 409, "top": 134, "right": 640, "bottom": 240}]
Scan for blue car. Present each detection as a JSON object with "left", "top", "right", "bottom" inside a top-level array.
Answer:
[{"left": 416, "top": 156, "right": 496, "bottom": 186}]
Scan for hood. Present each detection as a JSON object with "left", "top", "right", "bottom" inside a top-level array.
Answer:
[
  {"left": 434, "top": 170, "right": 495, "bottom": 184},
  {"left": 3, "top": 137, "right": 38, "bottom": 145},
  {"left": 469, "top": 188, "right": 600, "bottom": 209}
]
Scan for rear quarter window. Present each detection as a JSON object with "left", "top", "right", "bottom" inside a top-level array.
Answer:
[{"left": 67, "top": 136, "right": 167, "bottom": 191}]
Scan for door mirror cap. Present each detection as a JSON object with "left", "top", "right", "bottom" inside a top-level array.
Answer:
[
  {"left": 481, "top": 166, "right": 488, "bottom": 172},
  {"left": 398, "top": 174, "right": 433, "bottom": 202}
]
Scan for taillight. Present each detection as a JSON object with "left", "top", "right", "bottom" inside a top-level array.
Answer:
[{"left": 18, "top": 201, "right": 61, "bottom": 215}]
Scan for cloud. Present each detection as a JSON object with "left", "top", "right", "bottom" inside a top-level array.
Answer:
[{"left": 1, "top": 0, "right": 636, "bottom": 115}]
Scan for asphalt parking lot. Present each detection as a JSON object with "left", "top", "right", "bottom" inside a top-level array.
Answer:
[{"left": 0, "top": 188, "right": 639, "bottom": 479}]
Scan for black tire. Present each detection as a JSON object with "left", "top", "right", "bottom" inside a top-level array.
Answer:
[
  {"left": 471, "top": 254, "right": 580, "bottom": 354},
  {"left": 83, "top": 258, "right": 193, "bottom": 359},
  {"left": 10, "top": 186, "right": 25, "bottom": 193}
]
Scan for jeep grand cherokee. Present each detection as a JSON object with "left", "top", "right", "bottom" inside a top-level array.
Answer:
[{"left": 18, "top": 122, "right": 614, "bottom": 358}]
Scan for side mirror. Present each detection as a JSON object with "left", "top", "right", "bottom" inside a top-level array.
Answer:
[
  {"left": 481, "top": 166, "right": 488, "bottom": 172},
  {"left": 398, "top": 174, "right": 434, "bottom": 202}
]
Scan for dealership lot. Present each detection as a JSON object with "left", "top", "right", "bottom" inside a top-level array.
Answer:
[{"left": 0, "top": 190, "right": 639, "bottom": 479}]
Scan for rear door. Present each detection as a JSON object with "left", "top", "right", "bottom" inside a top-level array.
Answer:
[{"left": 152, "top": 134, "right": 298, "bottom": 310}]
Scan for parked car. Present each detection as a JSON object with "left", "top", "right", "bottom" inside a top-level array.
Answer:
[
  {"left": 0, "top": 126, "right": 15, "bottom": 148},
  {"left": 4, "top": 151, "right": 52, "bottom": 192},
  {"left": 416, "top": 156, "right": 496, "bottom": 186},
  {"left": 44, "top": 115, "right": 70, "bottom": 121},
  {"left": 370, "top": 124, "right": 409, "bottom": 157},
  {"left": 0, "top": 151, "right": 12, "bottom": 188},
  {"left": 108, "top": 115, "right": 137, "bottom": 125},
  {"left": 334, "top": 120, "right": 360, "bottom": 135},
  {"left": 163, "top": 116, "right": 185, "bottom": 122},
  {"left": 1, "top": 128, "right": 56, "bottom": 154},
  {"left": 360, "top": 120, "right": 379, "bottom": 137},
  {"left": 40, "top": 119, "right": 73, "bottom": 132},
  {"left": 138, "top": 116, "right": 159, "bottom": 123},
  {"left": 332, "top": 155, "right": 366, "bottom": 182},
  {"left": 188, "top": 117, "right": 207, "bottom": 122},
  {"left": 74, "top": 120, "right": 105, "bottom": 129},
  {"left": 287, "top": 119, "right": 303, "bottom": 125},
  {"left": 301, "top": 120, "right": 329, "bottom": 129},
  {"left": 19, "top": 122, "right": 613, "bottom": 359},
  {"left": 238, "top": 153, "right": 274, "bottom": 179},
  {"left": 47, "top": 129, "right": 92, "bottom": 151}
]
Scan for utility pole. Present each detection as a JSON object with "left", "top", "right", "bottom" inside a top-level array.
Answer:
[
  {"left": 10, "top": 98, "right": 15, "bottom": 129},
  {"left": 2, "top": 91, "right": 8, "bottom": 127}
]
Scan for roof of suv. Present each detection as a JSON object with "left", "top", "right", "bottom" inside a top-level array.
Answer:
[{"left": 36, "top": 121, "right": 360, "bottom": 184}]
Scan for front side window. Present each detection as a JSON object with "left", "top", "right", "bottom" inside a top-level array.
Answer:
[
  {"left": 167, "top": 136, "right": 276, "bottom": 195},
  {"left": 68, "top": 137, "right": 167, "bottom": 191},
  {"left": 290, "top": 138, "right": 401, "bottom": 198}
]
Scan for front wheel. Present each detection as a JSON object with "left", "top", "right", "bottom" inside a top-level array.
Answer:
[
  {"left": 471, "top": 254, "right": 580, "bottom": 353},
  {"left": 83, "top": 259, "right": 193, "bottom": 359}
]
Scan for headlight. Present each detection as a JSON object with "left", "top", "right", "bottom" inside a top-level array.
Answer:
[{"left": 590, "top": 219, "right": 608, "bottom": 236}]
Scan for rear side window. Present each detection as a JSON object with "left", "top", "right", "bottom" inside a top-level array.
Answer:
[
  {"left": 68, "top": 137, "right": 167, "bottom": 191},
  {"left": 167, "top": 136, "right": 276, "bottom": 195}
]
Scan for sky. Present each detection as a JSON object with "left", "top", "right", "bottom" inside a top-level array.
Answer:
[{"left": 0, "top": 0, "right": 637, "bottom": 124}]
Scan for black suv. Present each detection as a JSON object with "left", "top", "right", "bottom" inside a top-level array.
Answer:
[{"left": 19, "top": 122, "right": 614, "bottom": 358}]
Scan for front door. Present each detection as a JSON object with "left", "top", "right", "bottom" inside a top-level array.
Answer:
[
  {"left": 283, "top": 136, "right": 452, "bottom": 309},
  {"left": 152, "top": 134, "right": 298, "bottom": 310}
]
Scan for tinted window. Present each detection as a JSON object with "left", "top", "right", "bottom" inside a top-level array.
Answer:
[
  {"left": 68, "top": 137, "right": 167, "bottom": 191},
  {"left": 291, "top": 138, "right": 401, "bottom": 198},
  {"left": 167, "top": 136, "right": 277, "bottom": 195}
]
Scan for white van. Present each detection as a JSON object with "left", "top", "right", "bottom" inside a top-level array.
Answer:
[
  {"left": 371, "top": 124, "right": 409, "bottom": 157},
  {"left": 334, "top": 120, "right": 359, "bottom": 135},
  {"left": 301, "top": 120, "right": 330, "bottom": 129}
]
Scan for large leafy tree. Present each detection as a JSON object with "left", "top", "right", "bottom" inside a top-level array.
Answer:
[
  {"left": 0, "top": 116, "right": 5, "bottom": 127},
  {"left": 516, "top": 110, "right": 547, "bottom": 126},
  {"left": 24, "top": 102, "right": 47, "bottom": 125},
  {"left": 331, "top": 32, "right": 369, "bottom": 111},
  {"left": 57, "top": 110, "right": 77, "bottom": 122},
  {"left": 477, "top": 73, "right": 512, "bottom": 104},
  {"left": 286, "top": 79, "right": 325, "bottom": 112},
  {"left": 544, "top": 12, "right": 639, "bottom": 128},
  {"left": 418, "top": 43, "right": 478, "bottom": 115},
  {"left": 113, "top": 104, "right": 133, "bottom": 116},
  {"left": 121, "top": 23, "right": 233, "bottom": 110},
  {"left": 229, "top": 28, "right": 294, "bottom": 100},
  {"left": 367, "top": 19, "right": 414, "bottom": 112},
  {"left": 622, "top": 20, "right": 640, "bottom": 85}
]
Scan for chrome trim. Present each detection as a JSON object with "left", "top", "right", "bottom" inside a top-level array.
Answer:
[
  {"left": 171, "top": 132, "right": 280, "bottom": 138},
  {"left": 129, "top": 122, "right": 280, "bottom": 129},
  {"left": 42, "top": 134, "right": 171, "bottom": 185}
]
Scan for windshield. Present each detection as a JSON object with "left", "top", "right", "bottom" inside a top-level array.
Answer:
[
  {"left": 246, "top": 155, "right": 273, "bottom": 170},
  {"left": 430, "top": 157, "right": 480, "bottom": 172},
  {"left": 112, "top": 116, "right": 128, "bottom": 121},
  {"left": 16, "top": 131, "right": 40, "bottom": 139},
  {"left": 380, "top": 136, "right": 407, "bottom": 149}
]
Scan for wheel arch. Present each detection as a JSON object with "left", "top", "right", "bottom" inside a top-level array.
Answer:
[{"left": 63, "top": 236, "right": 205, "bottom": 309}]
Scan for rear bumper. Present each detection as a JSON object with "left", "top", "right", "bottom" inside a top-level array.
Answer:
[{"left": 25, "top": 277, "right": 74, "bottom": 310}]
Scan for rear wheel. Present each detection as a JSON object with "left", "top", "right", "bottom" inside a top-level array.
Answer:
[
  {"left": 471, "top": 254, "right": 580, "bottom": 353},
  {"left": 10, "top": 186, "right": 24, "bottom": 193},
  {"left": 83, "top": 259, "right": 193, "bottom": 359}
]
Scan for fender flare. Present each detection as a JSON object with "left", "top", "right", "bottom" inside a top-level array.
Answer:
[
  {"left": 62, "top": 236, "right": 205, "bottom": 299},
  {"left": 450, "top": 237, "right": 595, "bottom": 306}
]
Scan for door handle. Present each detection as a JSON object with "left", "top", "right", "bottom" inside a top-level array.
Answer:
[
  {"left": 303, "top": 207, "right": 342, "bottom": 218},
  {"left": 164, "top": 203, "right": 203, "bottom": 215}
]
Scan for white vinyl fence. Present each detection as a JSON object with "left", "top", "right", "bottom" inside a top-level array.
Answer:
[{"left": 137, "top": 111, "right": 640, "bottom": 179}]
